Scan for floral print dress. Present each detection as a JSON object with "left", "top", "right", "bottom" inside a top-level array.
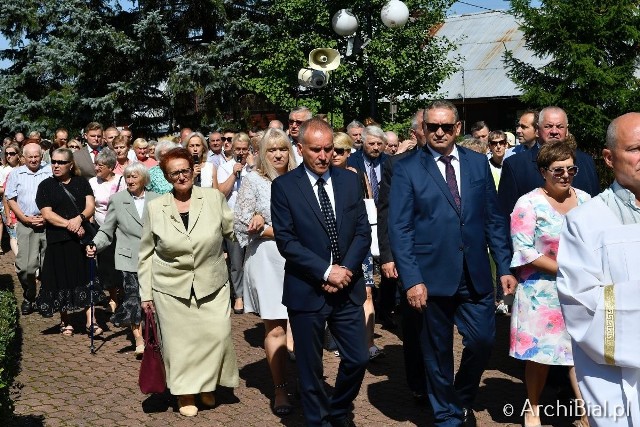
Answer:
[{"left": 509, "top": 187, "right": 590, "bottom": 365}]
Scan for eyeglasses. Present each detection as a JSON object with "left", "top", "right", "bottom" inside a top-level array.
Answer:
[
  {"left": 5, "top": 152, "right": 17, "bottom": 156},
  {"left": 168, "top": 168, "right": 193, "bottom": 180},
  {"left": 334, "top": 148, "right": 348, "bottom": 155},
  {"left": 490, "top": 139, "right": 507, "bottom": 146},
  {"left": 51, "top": 160, "right": 71, "bottom": 165},
  {"left": 424, "top": 123, "right": 456, "bottom": 133},
  {"left": 288, "top": 119, "right": 304, "bottom": 126},
  {"left": 68, "top": 145, "right": 81, "bottom": 150},
  {"left": 546, "top": 166, "right": 579, "bottom": 178}
]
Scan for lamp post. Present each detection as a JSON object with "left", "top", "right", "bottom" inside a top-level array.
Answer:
[{"left": 332, "top": 1, "right": 410, "bottom": 121}]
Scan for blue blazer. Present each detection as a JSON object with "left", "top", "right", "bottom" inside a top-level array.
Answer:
[
  {"left": 498, "top": 144, "right": 600, "bottom": 216},
  {"left": 271, "top": 165, "right": 371, "bottom": 311},
  {"left": 388, "top": 147, "right": 512, "bottom": 297},
  {"left": 347, "top": 149, "right": 388, "bottom": 178}
]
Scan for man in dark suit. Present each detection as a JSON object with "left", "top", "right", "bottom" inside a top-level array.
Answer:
[
  {"left": 272, "top": 118, "right": 371, "bottom": 427},
  {"left": 389, "top": 100, "right": 517, "bottom": 426},
  {"left": 378, "top": 109, "right": 427, "bottom": 399},
  {"left": 346, "top": 125, "right": 394, "bottom": 328},
  {"left": 73, "top": 122, "right": 104, "bottom": 179},
  {"left": 346, "top": 126, "right": 388, "bottom": 206},
  {"left": 498, "top": 106, "right": 600, "bottom": 216}
]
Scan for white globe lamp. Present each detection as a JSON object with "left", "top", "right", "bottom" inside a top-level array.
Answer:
[
  {"left": 332, "top": 9, "right": 359, "bottom": 36},
  {"left": 381, "top": 0, "right": 410, "bottom": 29}
]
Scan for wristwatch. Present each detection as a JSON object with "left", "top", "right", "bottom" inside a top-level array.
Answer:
[{"left": 79, "top": 213, "right": 86, "bottom": 221}]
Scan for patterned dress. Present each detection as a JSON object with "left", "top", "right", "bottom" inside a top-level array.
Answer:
[
  {"left": 509, "top": 187, "right": 590, "bottom": 365},
  {"left": 233, "top": 171, "right": 287, "bottom": 319}
]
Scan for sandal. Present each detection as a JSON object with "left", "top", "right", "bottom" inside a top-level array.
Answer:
[
  {"left": 60, "top": 323, "right": 74, "bottom": 336},
  {"left": 86, "top": 323, "right": 103, "bottom": 336},
  {"left": 272, "top": 383, "right": 293, "bottom": 417}
]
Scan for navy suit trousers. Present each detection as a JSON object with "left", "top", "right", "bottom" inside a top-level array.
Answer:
[
  {"left": 289, "top": 299, "right": 368, "bottom": 427},
  {"left": 419, "top": 268, "right": 495, "bottom": 426}
]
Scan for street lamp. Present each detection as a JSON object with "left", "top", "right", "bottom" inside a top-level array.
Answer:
[{"left": 331, "top": 1, "right": 410, "bottom": 120}]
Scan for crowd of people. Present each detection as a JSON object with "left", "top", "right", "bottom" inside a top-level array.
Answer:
[{"left": 1, "top": 102, "right": 639, "bottom": 427}]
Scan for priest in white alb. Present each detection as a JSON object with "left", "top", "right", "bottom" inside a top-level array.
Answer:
[{"left": 557, "top": 112, "right": 640, "bottom": 426}]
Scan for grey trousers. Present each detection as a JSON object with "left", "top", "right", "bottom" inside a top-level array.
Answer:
[
  {"left": 224, "top": 238, "right": 245, "bottom": 299},
  {"left": 16, "top": 222, "right": 47, "bottom": 302}
]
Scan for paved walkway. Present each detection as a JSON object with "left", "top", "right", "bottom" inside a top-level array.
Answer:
[{"left": 2, "top": 251, "right": 579, "bottom": 426}]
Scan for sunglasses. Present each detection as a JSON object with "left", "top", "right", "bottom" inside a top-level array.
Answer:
[
  {"left": 490, "top": 139, "right": 507, "bottom": 146},
  {"left": 221, "top": 137, "right": 233, "bottom": 142},
  {"left": 68, "top": 145, "right": 81, "bottom": 150},
  {"left": 334, "top": 148, "right": 348, "bottom": 155},
  {"left": 288, "top": 119, "right": 304, "bottom": 126},
  {"left": 5, "top": 152, "right": 17, "bottom": 156},
  {"left": 546, "top": 166, "right": 579, "bottom": 178},
  {"left": 425, "top": 123, "right": 456, "bottom": 133},
  {"left": 51, "top": 160, "right": 71, "bottom": 165}
]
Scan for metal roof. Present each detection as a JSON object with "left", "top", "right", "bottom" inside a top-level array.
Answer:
[{"left": 435, "top": 11, "right": 549, "bottom": 100}]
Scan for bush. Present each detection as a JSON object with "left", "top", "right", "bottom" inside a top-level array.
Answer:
[{"left": 0, "top": 289, "right": 18, "bottom": 421}]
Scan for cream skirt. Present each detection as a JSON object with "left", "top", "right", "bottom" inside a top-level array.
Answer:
[{"left": 153, "top": 283, "right": 239, "bottom": 395}]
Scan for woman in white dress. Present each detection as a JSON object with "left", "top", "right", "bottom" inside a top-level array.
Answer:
[
  {"left": 185, "top": 131, "right": 217, "bottom": 188},
  {"left": 233, "top": 128, "right": 296, "bottom": 416}
]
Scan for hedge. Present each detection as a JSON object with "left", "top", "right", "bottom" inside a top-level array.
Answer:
[{"left": 0, "top": 288, "right": 18, "bottom": 421}]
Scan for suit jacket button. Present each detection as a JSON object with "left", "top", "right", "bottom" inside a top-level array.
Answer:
[{"left": 459, "top": 246, "right": 464, "bottom": 251}]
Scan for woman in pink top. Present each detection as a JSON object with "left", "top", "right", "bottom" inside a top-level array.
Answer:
[{"left": 112, "top": 135, "right": 132, "bottom": 175}]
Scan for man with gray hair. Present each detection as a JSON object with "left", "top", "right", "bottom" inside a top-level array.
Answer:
[
  {"left": 5, "top": 142, "right": 52, "bottom": 315},
  {"left": 288, "top": 106, "right": 312, "bottom": 164},
  {"left": 346, "top": 120, "right": 365, "bottom": 150},
  {"left": 498, "top": 106, "right": 600, "bottom": 216},
  {"left": 268, "top": 119, "right": 284, "bottom": 130},
  {"left": 207, "top": 131, "right": 225, "bottom": 167},
  {"left": 557, "top": 112, "right": 640, "bottom": 427},
  {"left": 384, "top": 131, "right": 399, "bottom": 155}
]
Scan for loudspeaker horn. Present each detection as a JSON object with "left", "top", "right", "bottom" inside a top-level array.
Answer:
[
  {"left": 308, "top": 48, "right": 340, "bottom": 71},
  {"left": 298, "top": 68, "right": 329, "bottom": 88}
]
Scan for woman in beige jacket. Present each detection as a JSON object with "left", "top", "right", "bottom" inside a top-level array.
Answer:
[{"left": 138, "top": 148, "right": 238, "bottom": 417}]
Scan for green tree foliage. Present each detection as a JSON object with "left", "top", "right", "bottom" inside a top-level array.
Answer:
[
  {"left": 0, "top": 0, "right": 456, "bottom": 134},
  {"left": 506, "top": 0, "right": 640, "bottom": 152},
  {"left": 225, "top": 0, "right": 457, "bottom": 124}
]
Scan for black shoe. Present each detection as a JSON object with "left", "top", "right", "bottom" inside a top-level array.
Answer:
[
  {"left": 331, "top": 417, "right": 356, "bottom": 427},
  {"left": 380, "top": 316, "right": 397, "bottom": 330},
  {"left": 463, "top": 408, "right": 476, "bottom": 427},
  {"left": 21, "top": 300, "right": 35, "bottom": 315}
]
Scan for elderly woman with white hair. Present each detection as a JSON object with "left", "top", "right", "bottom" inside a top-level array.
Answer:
[
  {"left": 185, "top": 131, "right": 218, "bottom": 188},
  {"left": 89, "top": 148, "right": 126, "bottom": 312},
  {"left": 147, "top": 140, "right": 180, "bottom": 194},
  {"left": 87, "top": 163, "right": 160, "bottom": 357}
]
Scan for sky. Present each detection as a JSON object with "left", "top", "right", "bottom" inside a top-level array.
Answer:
[{"left": 0, "top": 0, "right": 526, "bottom": 69}]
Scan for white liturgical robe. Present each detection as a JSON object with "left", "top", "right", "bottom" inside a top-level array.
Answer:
[{"left": 557, "top": 193, "right": 640, "bottom": 426}]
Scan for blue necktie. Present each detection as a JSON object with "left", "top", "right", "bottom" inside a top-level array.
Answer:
[{"left": 369, "top": 161, "right": 379, "bottom": 204}]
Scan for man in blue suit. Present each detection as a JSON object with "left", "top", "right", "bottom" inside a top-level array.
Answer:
[
  {"left": 389, "top": 100, "right": 517, "bottom": 426},
  {"left": 272, "top": 118, "right": 371, "bottom": 427},
  {"left": 498, "top": 106, "right": 600, "bottom": 216}
]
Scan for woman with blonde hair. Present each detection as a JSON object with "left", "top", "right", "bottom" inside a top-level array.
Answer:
[
  {"left": 185, "top": 132, "right": 217, "bottom": 188},
  {"left": 233, "top": 128, "right": 296, "bottom": 416},
  {"left": 331, "top": 132, "right": 382, "bottom": 359}
]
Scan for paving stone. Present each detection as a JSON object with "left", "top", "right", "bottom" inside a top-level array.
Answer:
[{"left": 0, "top": 251, "right": 581, "bottom": 427}]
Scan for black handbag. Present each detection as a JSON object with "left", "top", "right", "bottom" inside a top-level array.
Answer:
[{"left": 58, "top": 181, "right": 98, "bottom": 245}]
